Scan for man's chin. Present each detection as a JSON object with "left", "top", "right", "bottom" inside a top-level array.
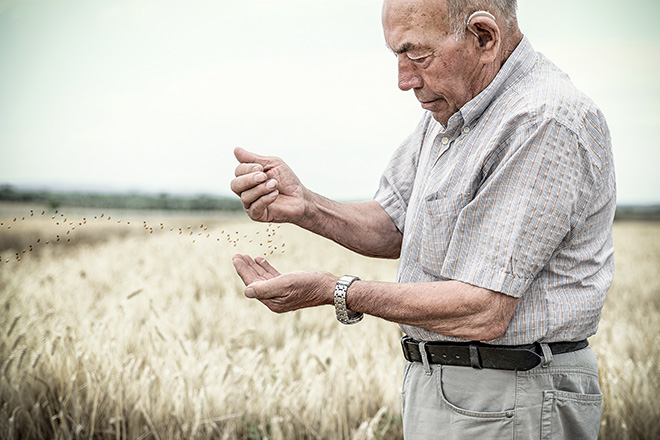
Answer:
[
  {"left": 430, "top": 111, "right": 450, "bottom": 126},
  {"left": 418, "top": 100, "right": 451, "bottom": 125}
]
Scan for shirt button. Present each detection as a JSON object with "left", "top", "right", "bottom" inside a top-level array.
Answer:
[
  {"left": 463, "top": 126, "right": 471, "bottom": 134},
  {"left": 441, "top": 136, "right": 450, "bottom": 145}
]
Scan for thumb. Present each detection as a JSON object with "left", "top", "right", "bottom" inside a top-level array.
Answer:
[
  {"left": 245, "top": 280, "right": 274, "bottom": 299},
  {"left": 234, "top": 147, "right": 271, "bottom": 167}
]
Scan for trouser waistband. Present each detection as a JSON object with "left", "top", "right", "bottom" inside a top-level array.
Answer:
[{"left": 401, "top": 336, "right": 589, "bottom": 371}]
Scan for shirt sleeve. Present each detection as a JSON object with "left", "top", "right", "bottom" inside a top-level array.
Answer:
[
  {"left": 439, "top": 118, "right": 598, "bottom": 297},
  {"left": 374, "top": 114, "right": 431, "bottom": 233}
]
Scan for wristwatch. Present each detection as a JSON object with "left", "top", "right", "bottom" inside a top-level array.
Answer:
[{"left": 334, "top": 275, "right": 363, "bottom": 325}]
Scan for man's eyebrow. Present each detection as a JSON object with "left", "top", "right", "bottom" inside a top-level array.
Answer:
[{"left": 387, "top": 42, "right": 418, "bottom": 55}]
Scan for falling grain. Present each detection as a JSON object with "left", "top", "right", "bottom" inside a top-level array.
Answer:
[{"left": 127, "top": 289, "right": 144, "bottom": 300}]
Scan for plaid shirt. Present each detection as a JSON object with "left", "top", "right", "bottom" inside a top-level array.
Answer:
[{"left": 374, "top": 37, "right": 616, "bottom": 345}]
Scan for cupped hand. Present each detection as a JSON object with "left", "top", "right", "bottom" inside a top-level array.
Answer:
[
  {"left": 232, "top": 254, "right": 337, "bottom": 314},
  {"left": 232, "top": 253, "right": 281, "bottom": 285},
  {"left": 230, "top": 147, "right": 307, "bottom": 224}
]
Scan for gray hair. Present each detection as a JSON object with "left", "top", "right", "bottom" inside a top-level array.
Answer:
[{"left": 446, "top": 0, "right": 518, "bottom": 39}]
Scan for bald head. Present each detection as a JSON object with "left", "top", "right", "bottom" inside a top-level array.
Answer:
[{"left": 383, "top": 0, "right": 518, "bottom": 41}]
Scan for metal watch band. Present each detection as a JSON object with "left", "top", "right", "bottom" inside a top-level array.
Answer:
[{"left": 334, "top": 275, "right": 363, "bottom": 325}]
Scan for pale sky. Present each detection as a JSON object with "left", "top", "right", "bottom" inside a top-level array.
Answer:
[{"left": 1, "top": 0, "right": 659, "bottom": 204}]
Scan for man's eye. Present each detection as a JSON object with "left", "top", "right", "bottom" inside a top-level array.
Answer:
[{"left": 407, "top": 54, "right": 429, "bottom": 63}]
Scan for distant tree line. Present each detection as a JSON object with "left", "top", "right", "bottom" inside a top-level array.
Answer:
[
  {"left": 1, "top": 184, "right": 658, "bottom": 219},
  {"left": 614, "top": 204, "right": 660, "bottom": 222},
  {"left": 0, "top": 185, "right": 243, "bottom": 211}
]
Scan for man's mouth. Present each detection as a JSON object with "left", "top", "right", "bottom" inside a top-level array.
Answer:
[{"left": 420, "top": 99, "right": 439, "bottom": 110}]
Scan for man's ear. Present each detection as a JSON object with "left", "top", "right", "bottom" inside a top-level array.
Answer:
[{"left": 467, "top": 14, "right": 501, "bottom": 63}]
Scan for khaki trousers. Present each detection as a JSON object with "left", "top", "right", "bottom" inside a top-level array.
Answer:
[{"left": 401, "top": 346, "right": 602, "bottom": 439}]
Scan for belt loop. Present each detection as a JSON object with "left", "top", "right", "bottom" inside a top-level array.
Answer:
[
  {"left": 469, "top": 344, "right": 482, "bottom": 369},
  {"left": 540, "top": 343, "right": 553, "bottom": 368},
  {"left": 418, "top": 341, "right": 432, "bottom": 376}
]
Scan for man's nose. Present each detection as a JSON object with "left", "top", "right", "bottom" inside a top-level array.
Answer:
[{"left": 398, "top": 56, "right": 423, "bottom": 91}]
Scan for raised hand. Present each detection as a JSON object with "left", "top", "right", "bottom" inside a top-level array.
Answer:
[{"left": 230, "top": 147, "right": 307, "bottom": 224}]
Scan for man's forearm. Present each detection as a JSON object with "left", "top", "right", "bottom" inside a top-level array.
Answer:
[
  {"left": 297, "top": 193, "right": 402, "bottom": 259},
  {"left": 345, "top": 279, "right": 518, "bottom": 342},
  {"left": 234, "top": 256, "right": 518, "bottom": 341}
]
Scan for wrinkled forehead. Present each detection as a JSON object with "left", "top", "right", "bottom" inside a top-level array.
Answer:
[
  {"left": 382, "top": 0, "right": 450, "bottom": 51},
  {"left": 382, "top": 0, "right": 449, "bottom": 30}
]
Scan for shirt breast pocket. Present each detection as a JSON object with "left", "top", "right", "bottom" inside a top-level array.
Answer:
[{"left": 419, "top": 193, "right": 467, "bottom": 279}]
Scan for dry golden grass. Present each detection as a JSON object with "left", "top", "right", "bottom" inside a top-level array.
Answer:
[
  {"left": 592, "top": 222, "right": 660, "bottom": 440},
  {"left": 0, "top": 205, "right": 658, "bottom": 439}
]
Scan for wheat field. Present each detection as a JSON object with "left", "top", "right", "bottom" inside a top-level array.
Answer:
[{"left": 0, "top": 205, "right": 658, "bottom": 439}]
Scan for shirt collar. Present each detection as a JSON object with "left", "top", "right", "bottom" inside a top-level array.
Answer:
[{"left": 454, "top": 35, "right": 537, "bottom": 129}]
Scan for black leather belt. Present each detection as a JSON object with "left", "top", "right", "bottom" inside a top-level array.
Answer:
[{"left": 401, "top": 336, "right": 589, "bottom": 371}]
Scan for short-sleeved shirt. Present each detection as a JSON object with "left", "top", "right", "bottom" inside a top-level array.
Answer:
[{"left": 374, "top": 36, "right": 616, "bottom": 345}]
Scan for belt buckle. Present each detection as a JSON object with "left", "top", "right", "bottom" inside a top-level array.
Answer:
[{"left": 400, "top": 336, "right": 413, "bottom": 362}]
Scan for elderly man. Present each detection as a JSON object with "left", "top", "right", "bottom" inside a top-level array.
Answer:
[{"left": 230, "top": 0, "right": 615, "bottom": 438}]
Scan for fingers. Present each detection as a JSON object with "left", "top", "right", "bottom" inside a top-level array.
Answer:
[
  {"left": 232, "top": 254, "right": 280, "bottom": 287},
  {"left": 254, "top": 257, "right": 281, "bottom": 277},
  {"left": 232, "top": 254, "right": 260, "bottom": 286},
  {"left": 234, "top": 162, "right": 263, "bottom": 178},
  {"left": 231, "top": 174, "right": 278, "bottom": 203},
  {"left": 230, "top": 149, "right": 280, "bottom": 214},
  {"left": 230, "top": 170, "right": 277, "bottom": 195},
  {"left": 231, "top": 147, "right": 270, "bottom": 197},
  {"left": 244, "top": 190, "right": 279, "bottom": 220},
  {"left": 230, "top": 172, "right": 279, "bottom": 218},
  {"left": 233, "top": 254, "right": 268, "bottom": 278},
  {"left": 232, "top": 254, "right": 287, "bottom": 304}
]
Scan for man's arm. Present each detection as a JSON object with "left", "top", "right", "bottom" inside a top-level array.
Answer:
[
  {"left": 232, "top": 256, "right": 518, "bottom": 342},
  {"left": 299, "top": 196, "right": 402, "bottom": 259},
  {"left": 230, "top": 147, "right": 402, "bottom": 259}
]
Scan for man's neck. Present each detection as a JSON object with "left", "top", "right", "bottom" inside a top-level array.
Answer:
[
  {"left": 473, "top": 28, "right": 523, "bottom": 99},
  {"left": 500, "top": 28, "right": 523, "bottom": 68}
]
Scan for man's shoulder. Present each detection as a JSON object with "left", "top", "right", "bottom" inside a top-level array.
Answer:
[
  {"left": 488, "top": 53, "right": 613, "bottom": 178},
  {"left": 504, "top": 52, "right": 603, "bottom": 134}
]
